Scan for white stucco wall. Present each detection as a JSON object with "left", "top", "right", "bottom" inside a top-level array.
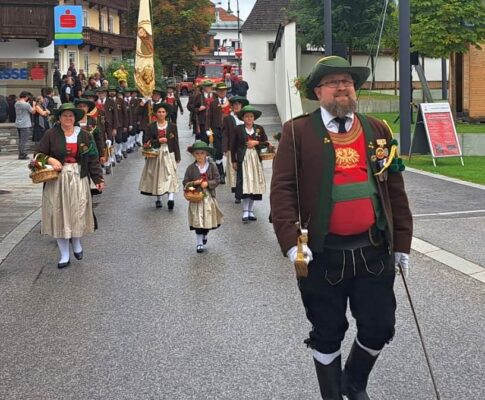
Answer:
[
  {"left": 273, "top": 22, "right": 303, "bottom": 123},
  {"left": 241, "top": 31, "right": 277, "bottom": 104},
  {"left": 0, "top": 40, "right": 54, "bottom": 60},
  {"left": 300, "top": 53, "right": 448, "bottom": 83}
]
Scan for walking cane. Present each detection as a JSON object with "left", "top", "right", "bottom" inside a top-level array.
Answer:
[{"left": 398, "top": 263, "right": 441, "bottom": 400}]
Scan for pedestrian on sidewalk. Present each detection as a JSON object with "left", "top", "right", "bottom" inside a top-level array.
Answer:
[
  {"left": 32, "top": 95, "right": 51, "bottom": 143},
  {"left": 222, "top": 95, "right": 248, "bottom": 202},
  {"left": 139, "top": 102, "right": 180, "bottom": 209},
  {"left": 270, "top": 56, "right": 413, "bottom": 399},
  {"left": 35, "top": 103, "right": 104, "bottom": 268},
  {"left": 15, "top": 91, "right": 36, "bottom": 160},
  {"left": 183, "top": 140, "right": 224, "bottom": 253},
  {"left": 231, "top": 105, "right": 270, "bottom": 222}
]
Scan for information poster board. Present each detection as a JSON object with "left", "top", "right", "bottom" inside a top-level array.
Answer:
[{"left": 410, "top": 103, "right": 464, "bottom": 166}]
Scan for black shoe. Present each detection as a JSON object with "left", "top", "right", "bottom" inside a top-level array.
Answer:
[
  {"left": 18, "top": 154, "right": 29, "bottom": 160},
  {"left": 127, "top": 148, "right": 133, "bottom": 153},
  {"left": 342, "top": 341, "right": 379, "bottom": 400},
  {"left": 155, "top": 200, "right": 162, "bottom": 208},
  {"left": 57, "top": 259, "right": 70, "bottom": 269},
  {"left": 167, "top": 200, "right": 174, "bottom": 210},
  {"left": 314, "top": 356, "right": 343, "bottom": 400},
  {"left": 248, "top": 212, "right": 257, "bottom": 221},
  {"left": 203, "top": 236, "right": 208, "bottom": 245},
  {"left": 242, "top": 212, "right": 249, "bottom": 223},
  {"left": 196, "top": 244, "right": 204, "bottom": 253},
  {"left": 105, "top": 165, "right": 112, "bottom": 175},
  {"left": 219, "top": 173, "right": 225, "bottom": 185},
  {"left": 122, "top": 151, "right": 128, "bottom": 158},
  {"left": 235, "top": 198, "right": 241, "bottom": 204},
  {"left": 74, "top": 251, "right": 83, "bottom": 260},
  {"left": 116, "top": 155, "right": 122, "bottom": 163}
]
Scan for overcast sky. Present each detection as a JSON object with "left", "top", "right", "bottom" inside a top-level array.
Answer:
[{"left": 211, "top": 0, "right": 257, "bottom": 21}]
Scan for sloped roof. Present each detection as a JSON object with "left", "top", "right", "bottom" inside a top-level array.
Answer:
[
  {"left": 241, "top": 0, "right": 289, "bottom": 32},
  {"left": 217, "top": 7, "right": 239, "bottom": 22}
]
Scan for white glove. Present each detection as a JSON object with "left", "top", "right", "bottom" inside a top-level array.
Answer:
[
  {"left": 395, "top": 252, "right": 410, "bottom": 277},
  {"left": 206, "top": 130, "right": 213, "bottom": 136},
  {"left": 287, "top": 245, "right": 313, "bottom": 266},
  {"left": 129, "top": 125, "right": 133, "bottom": 130},
  {"left": 105, "top": 139, "right": 112, "bottom": 147}
]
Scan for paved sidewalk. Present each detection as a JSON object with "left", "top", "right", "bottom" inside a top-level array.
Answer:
[{"left": 0, "top": 155, "right": 42, "bottom": 263}]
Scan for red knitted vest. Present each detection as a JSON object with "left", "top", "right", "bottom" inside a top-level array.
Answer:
[{"left": 328, "top": 118, "right": 375, "bottom": 235}]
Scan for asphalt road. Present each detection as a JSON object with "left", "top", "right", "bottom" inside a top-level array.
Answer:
[{"left": 0, "top": 101, "right": 484, "bottom": 400}]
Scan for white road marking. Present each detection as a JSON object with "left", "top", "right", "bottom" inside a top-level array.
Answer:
[{"left": 414, "top": 209, "right": 485, "bottom": 217}]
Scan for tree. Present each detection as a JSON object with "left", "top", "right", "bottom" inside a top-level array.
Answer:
[
  {"left": 288, "top": 0, "right": 393, "bottom": 62},
  {"left": 152, "top": 0, "right": 214, "bottom": 75},
  {"left": 410, "top": 0, "right": 485, "bottom": 58}
]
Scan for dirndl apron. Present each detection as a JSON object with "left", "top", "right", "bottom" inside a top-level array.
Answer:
[
  {"left": 41, "top": 163, "right": 95, "bottom": 239},
  {"left": 188, "top": 190, "right": 224, "bottom": 230},
  {"left": 139, "top": 143, "right": 179, "bottom": 195},
  {"left": 225, "top": 151, "right": 236, "bottom": 189},
  {"left": 242, "top": 148, "right": 266, "bottom": 195}
]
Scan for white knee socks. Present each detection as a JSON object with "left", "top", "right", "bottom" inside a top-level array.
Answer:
[
  {"left": 71, "top": 237, "right": 82, "bottom": 253},
  {"left": 168, "top": 192, "right": 174, "bottom": 201},
  {"left": 242, "top": 198, "right": 250, "bottom": 218},
  {"left": 56, "top": 239, "right": 70, "bottom": 263},
  {"left": 196, "top": 234, "right": 204, "bottom": 246},
  {"left": 313, "top": 349, "right": 341, "bottom": 365}
]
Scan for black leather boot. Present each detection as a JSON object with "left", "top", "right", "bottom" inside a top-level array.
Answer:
[
  {"left": 217, "top": 163, "right": 225, "bottom": 184},
  {"left": 313, "top": 356, "right": 343, "bottom": 400},
  {"left": 342, "top": 341, "right": 379, "bottom": 400}
]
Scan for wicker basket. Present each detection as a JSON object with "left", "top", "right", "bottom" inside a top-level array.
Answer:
[
  {"left": 184, "top": 188, "right": 205, "bottom": 203},
  {"left": 260, "top": 152, "right": 275, "bottom": 161},
  {"left": 142, "top": 149, "right": 159, "bottom": 159},
  {"left": 30, "top": 168, "right": 59, "bottom": 184}
]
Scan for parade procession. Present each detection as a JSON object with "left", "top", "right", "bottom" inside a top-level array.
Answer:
[{"left": 1, "top": 1, "right": 485, "bottom": 399}]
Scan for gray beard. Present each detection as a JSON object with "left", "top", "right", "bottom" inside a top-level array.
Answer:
[{"left": 323, "top": 97, "right": 357, "bottom": 118}]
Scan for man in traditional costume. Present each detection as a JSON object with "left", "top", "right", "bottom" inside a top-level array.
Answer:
[
  {"left": 164, "top": 85, "right": 183, "bottom": 124},
  {"left": 193, "top": 80, "right": 215, "bottom": 143},
  {"left": 270, "top": 56, "right": 413, "bottom": 400},
  {"left": 206, "top": 82, "right": 232, "bottom": 184}
]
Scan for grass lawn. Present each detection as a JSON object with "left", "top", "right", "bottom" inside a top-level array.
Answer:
[
  {"left": 367, "top": 112, "right": 485, "bottom": 134},
  {"left": 358, "top": 90, "right": 399, "bottom": 100},
  {"left": 403, "top": 155, "right": 485, "bottom": 185}
]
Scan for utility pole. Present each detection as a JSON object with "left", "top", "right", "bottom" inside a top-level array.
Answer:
[
  {"left": 237, "top": 0, "right": 241, "bottom": 71},
  {"left": 399, "top": 0, "right": 411, "bottom": 153},
  {"left": 324, "top": 0, "right": 332, "bottom": 55}
]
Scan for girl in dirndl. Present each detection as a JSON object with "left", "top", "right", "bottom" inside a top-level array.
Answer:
[
  {"left": 231, "top": 105, "right": 269, "bottom": 223},
  {"left": 139, "top": 102, "right": 180, "bottom": 209},
  {"left": 35, "top": 103, "right": 104, "bottom": 268},
  {"left": 183, "top": 140, "right": 224, "bottom": 253},
  {"left": 222, "top": 95, "right": 248, "bottom": 203}
]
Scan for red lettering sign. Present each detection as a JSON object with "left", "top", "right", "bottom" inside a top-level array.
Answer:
[
  {"left": 30, "top": 65, "right": 45, "bottom": 80},
  {"left": 424, "top": 111, "right": 461, "bottom": 157}
]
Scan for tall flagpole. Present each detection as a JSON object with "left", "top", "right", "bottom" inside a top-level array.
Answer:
[{"left": 134, "top": 0, "right": 155, "bottom": 100}]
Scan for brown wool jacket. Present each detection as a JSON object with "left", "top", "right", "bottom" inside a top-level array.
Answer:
[
  {"left": 183, "top": 161, "right": 220, "bottom": 198},
  {"left": 221, "top": 114, "right": 237, "bottom": 153},
  {"left": 35, "top": 126, "right": 103, "bottom": 184},
  {"left": 270, "top": 110, "right": 413, "bottom": 255},
  {"left": 143, "top": 121, "right": 181, "bottom": 162}
]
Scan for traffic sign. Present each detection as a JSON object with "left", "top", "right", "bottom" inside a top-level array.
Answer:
[{"left": 235, "top": 48, "right": 242, "bottom": 58}]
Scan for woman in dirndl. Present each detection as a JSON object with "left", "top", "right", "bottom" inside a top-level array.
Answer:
[
  {"left": 35, "top": 103, "right": 104, "bottom": 268},
  {"left": 183, "top": 140, "right": 224, "bottom": 253},
  {"left": 231, "top": 105, "right": 269, "bottom": 223},
  {"left": 139, "top": 102, "right": 180, "bottom": 209},
  {"left": 222, "top": 95, "right": 248, "bottom": 203}
]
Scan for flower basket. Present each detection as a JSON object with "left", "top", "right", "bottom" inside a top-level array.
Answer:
[
  {"left": 183, "top": 183, "right": 205, "bottom": 203},
  {"left": 260, "top": 145, "right": 276, "bottom": 161},
  {"left": 142, "top": 149, "right": 159, "bottom": 159},
  {"left": 260, "top": 152, "right": 275, "bottom": 161},
  {"left": 30, "top": 168, "right": 59, "bottom": 184}
]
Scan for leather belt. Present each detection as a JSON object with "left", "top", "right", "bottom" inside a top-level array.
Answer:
[{"left": 324, "top": 225, "right": 384, "bottom": 250}]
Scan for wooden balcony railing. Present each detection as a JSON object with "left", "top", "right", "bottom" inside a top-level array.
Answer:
[
  {"left": 87, "top": 0, "right": 129, "bottom": 12},
  {"left": 83, "top": 27, "right": 135, "bottom": 51}
]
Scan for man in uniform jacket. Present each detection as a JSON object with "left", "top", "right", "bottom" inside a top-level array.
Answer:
[
  {"left": 104, "top": 87, "right": 121, "bottom": 162},
  {"left": 206, "top": 82, "right": 231, "bottom": 184},
  {"left": 115, "top": 89, "right": 129, "bottom": 159},
  {"left": 192, "top": 80, "right": 215, "bottom": 143},
  {"left": 164, "top": 85, "right": 184, "bottom": 123},
  {"left": 270, "top": 56, "right": 413, "bottom": 400}
]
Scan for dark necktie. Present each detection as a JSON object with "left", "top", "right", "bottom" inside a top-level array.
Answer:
[{"left": 334, "top": 117, "right": 347, "bottom": 133}]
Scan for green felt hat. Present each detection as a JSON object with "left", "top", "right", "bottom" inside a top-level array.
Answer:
[
  {"left": 108, "top": 86, "right": 119, "bottom": 93},
  {"left": 215, "top": 82, "right": 228, "bottom": 91},
  {"left": 229, "top": 95, "right": 249, "bottom": 107},
  {"left": 188, "top": 140, "right": 214, "bottom": 155},
  {"left": 95, "top": 87, "right": 107, "bottom": 93},
  {"left": 54, "top": 102, "right": 85, "bottom": 122},
  {"left": 237, "top": 105, "right": 262, "bottom": 120},
  {"left": 74, "top": 98, "right": 96, "bottom": 113},
  {"left": 83, "top": 90, "right": 98, "bottom": 101},
  {"left": 201, "top": 80, "right": 214, "bottom": 87},
  {"left": 153, "top": 102, "right": 172, "bottom": 114},
  {"left": 305, "top": 55, "right": 370, "bottom": 100}
]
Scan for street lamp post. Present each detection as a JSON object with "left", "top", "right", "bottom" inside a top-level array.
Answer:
[
  {"left": 237, "top": 0, "right": 241, "bottom": 71},
  {"left": 324, "top": 0, "right": 332, "bottom": 55}
]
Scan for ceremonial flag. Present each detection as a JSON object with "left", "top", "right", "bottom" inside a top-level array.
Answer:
[{"left": 134, "top": 0, "right": 155, "bottom": 98}]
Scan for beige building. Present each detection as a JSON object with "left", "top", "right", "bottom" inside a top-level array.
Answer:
[{"left": 56, "top": 0, "right": 135, "bottom": 76}]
